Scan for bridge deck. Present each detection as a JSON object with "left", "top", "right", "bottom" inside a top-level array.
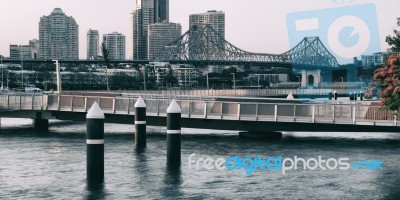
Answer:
[{"left": 0, "top": 93, "right": 399, "bottom": 132}]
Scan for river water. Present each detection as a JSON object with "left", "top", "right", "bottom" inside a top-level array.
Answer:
[{"left": 0, "top": 118, "right": 399, "bottom": 199}]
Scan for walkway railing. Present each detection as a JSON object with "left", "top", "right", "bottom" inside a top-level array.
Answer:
[
  {"left": 0, "top": 94, "right": 397, "bottom": 126},
  {"left": 80, "top": 88, "right": 361, "bottom": 98}
]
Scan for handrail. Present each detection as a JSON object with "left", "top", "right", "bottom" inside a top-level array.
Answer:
[{"left": 0, "top": 94, "right": 397, "bottom": 126}]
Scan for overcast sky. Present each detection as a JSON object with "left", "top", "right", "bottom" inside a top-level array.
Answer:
[{"left": 0, "top": 0, "right": 399, "bottom": 62}]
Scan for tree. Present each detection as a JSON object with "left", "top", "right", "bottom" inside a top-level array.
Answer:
[
  {"left": 221, "top": 67, "right": 237, "bottom": 77},
  {"left": 101, "top": 42, "right": 110, "bottom": 91},
  {"left": 372, "top": 19, "right": 400, "bottom": 111},
  {"left": 364, "top": 82, "right": 380, "bottom": 100},
  {"left": 385, "top": 18, "right": 400, "bottom": 52},
  {"left": 165, "top": 71, "right": 178, "bottom": 87},
  {"left": 373, "top": 56, "right": 400, "bottom": 111}
]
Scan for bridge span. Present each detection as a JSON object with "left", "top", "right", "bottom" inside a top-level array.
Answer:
[{"left": 0, "top": 93, "right": 399, "bottom": 133}]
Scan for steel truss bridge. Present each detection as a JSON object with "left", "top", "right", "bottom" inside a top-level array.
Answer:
[
  {"left": 2, "top": 25, "right": 339, "bottom": 69},
  {"left": 155, "top": 25, "right": 339, "bottom": 69}
]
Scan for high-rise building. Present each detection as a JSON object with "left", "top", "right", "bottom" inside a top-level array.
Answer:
[
  {"left": 189, "top": 10, "right": 225, "bottom": 59},
  {"left": 148, "top": 21, "right": 181, "bottom": 60},
  {"left": 155, "top": 0, "right": 169, "bottom": 22},
  {"left": 39, "top": 8, "right": 79, "bottom": 60},
  {"left": 103, "top": 32, "right": 126, "bottom": 60},
  {"left": 87, "top": 29, "right": 99, "bottom": 60},
  {"left": 189, "top": 10, "right": 225, "bottom": 38},
  {"left": 131, "top": 0, "right": 169, "bottom": 60}
]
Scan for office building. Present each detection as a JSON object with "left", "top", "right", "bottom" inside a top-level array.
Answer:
[
  {"left": 9, "top": 45, "right": 32, "bottom": 60},
  {"left": 189, "top": 10, "right": 225, "bottom": 38},
  {"left": 131, "top": 0, "right": 169, "bottom": 60},
  {"left": 361, "top": 53, "right": 383, "bottom": 67},
  {"left": 155, "top": 0, "right": 169, "bottom": 22},
  {"left": 171, "top": 64, "right": 201, "bottom": 87},
  {"left": 360, "top": 51, "right": 400, "bottom": 67},
  {"left": 103, "top": 32, "right": 126, "bottom": 60},
  {"left": 10, "top": 39, "right": 39, "bottom": 60},
  {"left": 148, "top": 21, "right": 181, "bottom": 60},
  {"left": 39, "top": 8, "right": 79, "bottom": 59},
  {"left": 87, "top": 29, "right": 99, "bottom": 60},
  {"left": 189, "top": 10, "right": 225, "bottom": 58}
]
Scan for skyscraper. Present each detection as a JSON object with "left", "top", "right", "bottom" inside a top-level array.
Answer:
[
  {"left": 189, "top": 10, "right": 225, "bottom": 59},
  {"left": 103, "top": 32, "right": 126, "bottom": 60},
  {"left": 87, "top": 29, "right": 99, "bottom": 60},
  {"left": 155, "top": 0, "right": 169, "bottom": 22},
  {"left": 189, "top": 10, "right": 225, "bottom": 38},
  {"left": 131, "top": 0, "right": 169, "bottom": 60},
  {"left": 148, "top": 21, "right": 181, "bottom": 60},
  {"left": 39, "top": 8, "right": 79, "bottom": 60}
]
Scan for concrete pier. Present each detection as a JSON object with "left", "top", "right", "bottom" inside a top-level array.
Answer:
[{"left": 33, "top": 112, "right": 49, "bottom": 131}]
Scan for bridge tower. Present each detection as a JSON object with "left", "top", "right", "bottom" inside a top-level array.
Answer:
[{"left": 301, "top": 70, "right": 321, "bottom": 88}]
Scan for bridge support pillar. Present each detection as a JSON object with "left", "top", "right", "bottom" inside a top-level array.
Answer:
[
  {"left": 239, "top": 131, "right": 282, "bottom": 140},
  {"left": 134, "top": 97, "right": 146, "bottom": 148},
  {"left": 167, "top": 99, "right": 182, "bottom": 167},
  {"left": 301, "top": 70, "right": 321, "bottom": 88},
  {"left": 33, "top": 112, "right": 49, "bottom": 132}
]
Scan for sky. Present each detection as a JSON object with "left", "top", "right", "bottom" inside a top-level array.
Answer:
[{"left": 0, "top": 0, "right": 399, "bottom": 63}]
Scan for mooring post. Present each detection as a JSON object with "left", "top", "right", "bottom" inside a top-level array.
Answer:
[
  {"left": 86, "top": 101, "right": 105, "bottom": 181},
  {"left": 334, "top": 90, "right": 337, "bottom": 100},
  {"left": 134, "top": 97, "right": 146, "bottom": 148},
  {"left": 167, "top": 99, "right": 182, "bottom": 166}
]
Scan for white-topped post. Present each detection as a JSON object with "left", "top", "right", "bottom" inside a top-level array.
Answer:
[
  {"left": 134, "top": 97, "right": 146, "bottom": 148},
  {"left": 167, "top": 99, "right": 181, "bottom": 166},
  {"left": 334, "top": 90, "right": 337, "bottom": 100},
  {"left": 86, "top": 101, "right": 105, "bottom": 181}
]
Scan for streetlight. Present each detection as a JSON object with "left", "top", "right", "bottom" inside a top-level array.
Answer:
[
  {"left": 256, "top": 74, "right": 261, "bottom": 90},
  {"left": 142, "top": 65, "right": 146, "bottom": 92},
  {"left": 230, "top": 73, "right": 235, "bottom": 90},
  {"left": 52, "top": 60, "right": 62, "bottom": 93},
  {"left": 206, "top": 73, "right": 209, "bottom": 90}
]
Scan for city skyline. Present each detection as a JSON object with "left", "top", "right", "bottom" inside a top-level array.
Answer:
[{"left": 0, "top": 0, "right": 399, "bottom": 61}]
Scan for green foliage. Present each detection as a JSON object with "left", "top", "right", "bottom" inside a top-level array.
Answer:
[
  {"left": 373, "top": 19, "right": 400, "bottom": 111},
  {"left": 373, "top": 56, "right": 400, "bottom": 110},
  {"left": 221, "top": 67, "right": 237, "bottom": 77},
  {"left": 385, "top": 18, "right": 400, "bottom": 52}
]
